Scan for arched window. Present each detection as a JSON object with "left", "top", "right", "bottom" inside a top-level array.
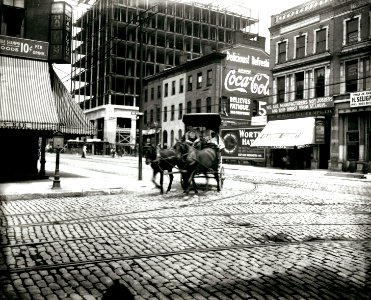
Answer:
[
  {"left": 178, "top": 129, "right": 183, "bottom": 140},
  {"left": 171, "top": 130, "right": 174, "bottom": 147},
  {"left": 162, "top": 130, "right": 168, "bottom": 148}
]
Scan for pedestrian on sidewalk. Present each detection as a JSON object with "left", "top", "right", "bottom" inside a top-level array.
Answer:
[{"left": 82, "top": 144, "right": 87, "bottom": 158}]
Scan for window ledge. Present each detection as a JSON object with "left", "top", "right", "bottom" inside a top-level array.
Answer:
[
  {"left": 340, "top": 39, "right": 371, "bottom": 56},
  {"left": 273, "top": 52, "right": 332, "bottom": 72}
]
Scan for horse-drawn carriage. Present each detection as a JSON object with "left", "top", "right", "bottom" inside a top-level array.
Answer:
[
  {"left": 144, "top": 113, "right": 225, "bottom": 194},
  {"left": 179, "top": 113, "right": 225, "bottom": 193}
]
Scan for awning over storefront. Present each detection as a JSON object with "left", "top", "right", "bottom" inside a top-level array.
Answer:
[
  {"left": 251, "top": 117, "right": 315, "bottom": 148},
  {"left": 0, "top": 56, "right": 59, "bottom": 130},
  {"left": 0, "top": 56, "right": 95, "bottom": 135},
  {"left": 52, "top": 70, "right": 95, "bottom": 135}
]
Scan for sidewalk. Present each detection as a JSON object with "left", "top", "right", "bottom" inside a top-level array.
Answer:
[
  {"left": 0, "top": 154, "right": 155, "bottom": 200},
  {"left": 0, "top": 154, "right": 370, "bottom": 200}
]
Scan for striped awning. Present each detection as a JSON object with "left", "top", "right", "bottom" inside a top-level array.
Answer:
[
  {"left": 51, "top": 70, "right": 95, "bottom": 135},
  {"left": 0, "top": 56, "right": 59, "bottom": 130},
  {"left": 0, "top": 56, "right": 95, "bottom": 135}
]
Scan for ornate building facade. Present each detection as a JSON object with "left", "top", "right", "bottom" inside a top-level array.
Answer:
[{"left": 254, "top": 0, "right": 370, "bottom": 171}]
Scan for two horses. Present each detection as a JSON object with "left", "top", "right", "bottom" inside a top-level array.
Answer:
[
  {"left": 144, "top": 141, "right": 221, "bottom": 194},
  {"left": 175, "top": 142, "right": 221, "bottom": 194}
]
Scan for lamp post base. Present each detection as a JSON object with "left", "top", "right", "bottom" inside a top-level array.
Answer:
[{"left": 52, "top": 179, "right": 61, "bottom": 189}]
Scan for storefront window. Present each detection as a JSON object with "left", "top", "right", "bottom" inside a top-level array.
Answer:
[{"left": 347, "top": 114, "right": 359, "bottom": 161}]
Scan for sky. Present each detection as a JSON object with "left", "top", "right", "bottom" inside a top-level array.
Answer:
[
  {"left": 55, "top": 0, "right": 309, "bottom": 88},
  {"left": 244, "top": 0, "right": 309, "bottom": 52}
]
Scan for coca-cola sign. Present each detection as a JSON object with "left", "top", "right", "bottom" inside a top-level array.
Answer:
[{"left": 224, "top": 70, "right": 269, "bottom": 96}]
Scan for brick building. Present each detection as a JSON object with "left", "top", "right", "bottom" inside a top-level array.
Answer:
[
  {"left": 144, "top": 51, "right": 226, "bottom": 148},
  {"left": 252, "top": 0, "right": 371, "bottom": 172}
]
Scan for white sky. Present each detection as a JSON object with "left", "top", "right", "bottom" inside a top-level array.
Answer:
[{"left": 244, "top": 0, "right": 309, "bottom": 52}]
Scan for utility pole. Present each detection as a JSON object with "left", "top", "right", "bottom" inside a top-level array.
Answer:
[{"left": 138, "top": 19, "right": 144, "bottom": 180}]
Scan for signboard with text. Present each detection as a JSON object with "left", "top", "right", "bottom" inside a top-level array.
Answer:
[
  {"left": 221, "top": 46, "right": 270, "bottom": 123},
  {"left": 315, "top": 118, "right": 325, "bottom": 144},
  {"left": 0, "top": 35, "right": 48, "bottom": 60},
  {"left": 350, "top": 91, "right": 371, "bottom": 107},
  {"left": 49, "top": 1, "right": 72, "bottom": 63},
  {"left": 266, "top": 97, "right": 334, "bottom": 114},
  {"left": 221, "top": 127, "right": 265, "bottom": 160}
]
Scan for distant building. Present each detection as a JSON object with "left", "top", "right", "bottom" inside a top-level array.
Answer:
[
  {"left": 253, "top": 0, "right": 370, "bottom": 171},
  {"left": 71, "top": 0, "right": 263, "bottom": 154},
  {"left": 0, "top": 0, "right": 94, "bottom": 180}
]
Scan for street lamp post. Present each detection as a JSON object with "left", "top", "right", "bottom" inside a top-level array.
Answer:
[
  {"left": 153, "top": 121, "right": 158, "bottom": 146},
  {"left": 138, "top": 19, "right": 144, "bottom": 180},
  {"left": 52, "top": 131, "right": 64, "bottom": 189}
]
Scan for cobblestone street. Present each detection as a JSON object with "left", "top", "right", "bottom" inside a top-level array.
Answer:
[{"left": 0, "top": 162, "right": 370, "bottom": 299}]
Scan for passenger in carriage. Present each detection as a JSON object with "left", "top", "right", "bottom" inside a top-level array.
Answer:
[{"left": 184, "top": 125, "right": 201, "bottom": 149}]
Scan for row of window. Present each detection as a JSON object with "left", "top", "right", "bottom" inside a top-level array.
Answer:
[
  {"left": 276, "top": 16, "right": 361, "bottom": 64},
  {"left": 144, "top": 69, "right": 213, "bottom": 102},
  {"left": 276, "top": 67, "right": 326, "bottom": 102},
  {"left": 275, "top": 57, "right": 369, "bottom": 103},
  {"left": 143, "top": 97, "right": 213, "bottom": 124}
]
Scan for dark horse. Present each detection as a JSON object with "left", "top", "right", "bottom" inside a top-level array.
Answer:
[
  {"left": 144, "top": 144, "right": 182, "bottom": 194},
  {"left": 175, "top": 141, "right": 221, "bottom": 194}
]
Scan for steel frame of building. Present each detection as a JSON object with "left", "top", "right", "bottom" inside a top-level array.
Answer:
[{"left": 71, "top": 0, "right": 259, "bottom": 145}]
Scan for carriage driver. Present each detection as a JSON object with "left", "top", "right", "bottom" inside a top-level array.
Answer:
[{"left": 184, "top": 126, "right": 201, "bottom": 149}]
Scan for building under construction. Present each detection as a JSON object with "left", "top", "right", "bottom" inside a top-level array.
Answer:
[{"left": 72, "top": 0, "right": 262, "bottom": 153}]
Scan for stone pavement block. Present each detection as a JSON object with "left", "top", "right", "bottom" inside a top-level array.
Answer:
[{"left": 69, "top": 294, "right": 84, "bottom": 300}]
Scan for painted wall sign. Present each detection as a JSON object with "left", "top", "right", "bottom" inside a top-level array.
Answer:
[
  {"left": 266, "top": 97, "right": 334, "bottom": 114},
  {"left": 222, "top": 46, "right": 270, "bottom": 122},
  {"left": 224, "top": 70, "right": 269, "bottom": 95},
  {"left": 0, "top": 35, "right": 48, "bottom": 60},
  {"left": 350, "top": 91, "right": 371, "bottom": 107},
  {"left": 221, "top": 127, "right": 265, "bottom": 160}
]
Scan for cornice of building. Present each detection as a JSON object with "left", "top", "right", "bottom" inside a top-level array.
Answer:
[
  {"left": 271, "top": 0, "right": 334, "bottom": 27},
  {"left": 144, "top": 52, "right": 227, "bottom": 82},
  {"left": 270, "top": 0, "right": 369, "bottom": 29}
]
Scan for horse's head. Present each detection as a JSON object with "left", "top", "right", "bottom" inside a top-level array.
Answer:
[
  {"left": 143, "top": 145, "right": 156, "bottom": 165},
  {"left": 174, "top": 141, "right": 188, "bottom": 162},
  {"left": 174, "top": 141, "right": 197, "bottom": 166}
]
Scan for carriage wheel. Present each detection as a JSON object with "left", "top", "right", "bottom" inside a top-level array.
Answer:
[{"left": 218, "top": 166, "right": 225, "bottom": 189}]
